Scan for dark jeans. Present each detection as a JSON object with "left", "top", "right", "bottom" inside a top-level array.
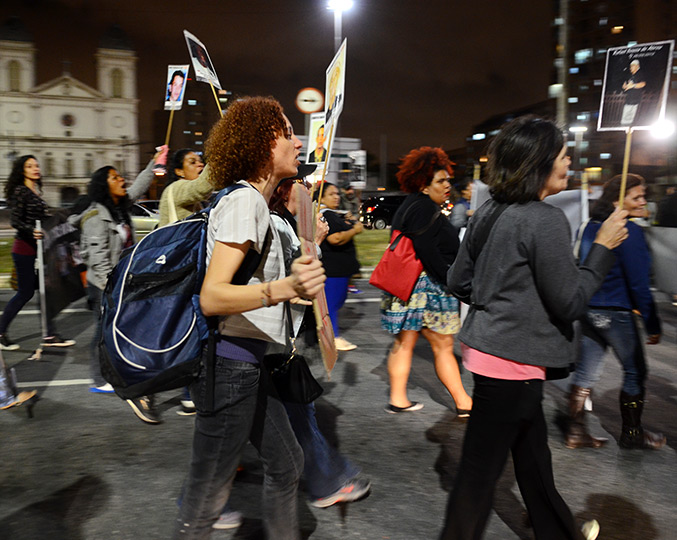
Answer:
[
  {"left": 573, "top": 309, "right": 646, "bottom": 395},
  {"left": 440, "top": 374, "right": 579, "bottom": 540},
  {"left": 87, "top": 284, "right": 105, "bottom": 387},
  {"left": 284, "top": 401, "right": 360, "bottom": 499},
  {"left": 173, "top": 357, "right": 303, "bottom": 540},
  {"left": 0, "top": 253, "right": 54, "bottom": 336},
  {"left": 324, "top": 276, "right": 350, "bottom": 337}
]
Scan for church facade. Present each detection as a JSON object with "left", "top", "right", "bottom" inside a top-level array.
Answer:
[{"left": 0, "top": 18, "right": 139, "bottom": 206}]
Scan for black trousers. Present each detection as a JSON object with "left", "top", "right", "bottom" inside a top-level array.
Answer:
[{"left": 440, "top": 374, "right": 579, "bottom": 540}]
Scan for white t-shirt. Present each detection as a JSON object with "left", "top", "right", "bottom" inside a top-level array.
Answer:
[{"left": 206, "top": 181, "right": 289, "bottom": 344}]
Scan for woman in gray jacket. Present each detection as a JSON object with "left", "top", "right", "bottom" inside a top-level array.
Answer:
[
  {"left": 75, "top": 162, "right": 155, "bottom": 412},
  {"left": 440, "top": 116, "right": 628, "bottom": 540}
]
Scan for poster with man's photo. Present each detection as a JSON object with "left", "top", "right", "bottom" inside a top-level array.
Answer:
[
  {"left": 598, "top": 40, "right": 674, "bottom": 130},
  {"left": 164, "top": 64, "right": 189, "bottom": 110},
  {"left": 183, "top": 30, "right": 221, "bottom": 89},
  {"left": 324, "top": 39, "right": 347, "bottom": 156},
  {"left": 306, "top": 112, "right": 328, "bottom": 164}
]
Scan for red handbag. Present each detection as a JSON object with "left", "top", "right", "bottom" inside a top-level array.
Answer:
[{"left": 369, "top": 230, "right": 422, "bottom": 302}]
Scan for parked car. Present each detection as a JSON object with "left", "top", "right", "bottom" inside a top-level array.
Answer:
[
  {"left": 359, "top": 194, "right": 407, "bottom": 229},
  {"left": 130, "top": 203, "right": 160, "bottom": 235},
  {"left": 136, "top": 199, "right": 160, "bottom": 212}
]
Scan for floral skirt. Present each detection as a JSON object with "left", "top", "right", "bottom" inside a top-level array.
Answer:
[{"left": 380, "top": 272, "right": 460, "bottom": 335}]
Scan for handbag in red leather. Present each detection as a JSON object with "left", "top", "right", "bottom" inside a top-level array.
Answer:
[{"left": 369, "top": 230, "right": 422, "bottom": 302}]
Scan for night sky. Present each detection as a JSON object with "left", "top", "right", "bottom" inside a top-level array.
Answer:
[{"left": 1, "top": 0, "right": 554, "bottom": 164}]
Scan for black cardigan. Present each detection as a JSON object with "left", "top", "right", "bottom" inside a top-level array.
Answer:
[{"left": 391, "top": 192, "right": 459, "bottom": 287}]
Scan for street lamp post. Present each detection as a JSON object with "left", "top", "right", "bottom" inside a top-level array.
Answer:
[{"left": 327, "top": 0, "right": 353, "bottom": 52}]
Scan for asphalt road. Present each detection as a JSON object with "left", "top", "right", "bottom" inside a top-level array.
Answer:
[{"left": 1, "top": 281, "right": 676, "bottom": 540}]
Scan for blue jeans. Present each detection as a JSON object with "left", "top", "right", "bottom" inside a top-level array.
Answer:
[
  {"left": 573, "top": 308, "right": 646, "bottom": 395},
  {"left": 173, "top": 357, "right": 303, "bottom": 540},
  {"left": 283, "top": 401, "right": 360, "bottom": 500},
  {"left": 87, "top": 284, "right": 105, "bottom": 387},
  {"left": 440, "top": 375, "right": 577, "bottom": 540},
  {"left": 324, "top": 276, "right": 350, "bottom": 337},
  {"left": 0, "top": 253, "right": 54, "bottom": 336}
]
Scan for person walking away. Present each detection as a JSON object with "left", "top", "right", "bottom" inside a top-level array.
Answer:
[
  {"left": 567, "top": 174, "right": 665, "bottom": 450},
  {"left": 441, "top": 115, "right": 628, "bottom": 540},
  {"left": 269, "top": 167, "right": 371, "bottom": 508}
]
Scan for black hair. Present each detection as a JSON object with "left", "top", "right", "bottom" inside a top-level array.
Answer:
[
  {"left": 170, "top": 70, "right": 184, "bottom": 84},
  {"left": 487, "top": 115, "right": 565, "bottom": 204},
  {"left": 591, "top": 174, "right": 644, "bottom": 221},
  {"left": 166, "top": 148, "right": 197, "bottom": 186},
  {"left": 5, "top": 155, "right": 42, "bottom": 200},
  {"left": 312, "top": 182, "right": 337, "bottom": 203},
  {"left": 87, "top": 166, "right": 131, "bottom": 225}
]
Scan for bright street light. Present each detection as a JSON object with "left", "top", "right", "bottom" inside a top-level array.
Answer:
[
  {"left": 327, "top": 0, "right": 354, "bottom": 11},
  {"left": 650, "top": 119, "right": 675, "bottom": 139},
  {"left": 568, "top": 125, "right": 588, "bottom": 133},
  {"left": 327, "top": 0, "right": 353, "bottom": 51}
]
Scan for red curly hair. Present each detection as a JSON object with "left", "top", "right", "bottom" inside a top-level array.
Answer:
[
  {"left": 396, "top": 146, "right": 455, "bottom": 193},
  {"left": 205, "top": 96, "right": 287, "bottom": 189}
]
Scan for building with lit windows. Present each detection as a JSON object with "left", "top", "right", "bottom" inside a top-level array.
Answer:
[{"left": 0, "top": 17, "right": 139, "bottom": 206}]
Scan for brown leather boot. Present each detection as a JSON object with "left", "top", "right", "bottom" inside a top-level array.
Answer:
[
  {"left": 565, "top": 385, "right": 608, "bottom": 449},
  {"left": 619, "top": 391, "right": 666, "bottom": 450}
]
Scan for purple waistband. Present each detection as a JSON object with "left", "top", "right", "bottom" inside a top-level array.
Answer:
[{"left": 215, "top": 335, "right": 268, "bottom": 364}]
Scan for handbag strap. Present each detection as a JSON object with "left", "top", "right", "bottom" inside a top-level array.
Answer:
[
  {"left": 283, "top": 301, "right": 297, "bottom": 358},
  {"left": 390, "top": 200, "right": 440, "bottom": 251},
  {"left": 167, "top": 183, "right": 179, "bottom": 224},
  {"left": 467, "top": 202, "right": 508, "bottom": 262}
]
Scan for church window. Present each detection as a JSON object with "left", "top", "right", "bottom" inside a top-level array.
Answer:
[
  {"left": 111, "top": 69, "right": 123, "bottom": 98},
  {"left": 8, "top": 61, "right": 21, "bottom": 91}
]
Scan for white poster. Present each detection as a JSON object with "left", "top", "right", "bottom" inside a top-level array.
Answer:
[
  {"left": 324, "top": 39, "right": 347, "bottom": 155},
  {"left": 164, "top": 65, "right": 189, "bottom": 111},
  {"left": 183, "top": 30, "right": 221, "bottom": 90},
  {"left": 598, "top": 40, "right": 674, "bottom": 131}
]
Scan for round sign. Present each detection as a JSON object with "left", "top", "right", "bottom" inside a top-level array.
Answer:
[{"left": 295, "top": 87, "right": 324, "bottom": 114}]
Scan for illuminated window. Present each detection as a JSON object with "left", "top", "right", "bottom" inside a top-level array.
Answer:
[
  {"left": 593, "top": 79, "right": 602, "bottom": 86},
  {"left": 611, "top": 26, "right": 624, "bottom": 34},
  {"left": 600, "top": 153, "right": 611, "bottom": 159},
  {"left": 472, "top": 133, "right": 486, "bottom": 141},
  {"left": 599, "top": 17, "right": 608, "bottom": 26},
  {"left": 111, "top": 69, "right": 123, "bottom": 97},
  {"left": 574, "top": 48, "right": 593, "bottom": 64},
  {"left": 187, "top": 99, "right": 197, "bottom": 106},
  {"left": 569, "top": 67, "right": 579, "bottom": 74},
  {"left": 568, "top": 97, "right": 579, "bottom": 103},
  {"left": 8, "top": 60, "right": 21, "bottom": 91}
]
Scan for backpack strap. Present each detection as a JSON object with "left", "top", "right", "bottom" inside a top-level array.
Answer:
[{"left": 203, "top": 186, "right": 271, "bottom": 412}]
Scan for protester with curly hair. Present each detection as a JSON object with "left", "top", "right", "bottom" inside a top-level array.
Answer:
[
  {"left": 441, "top": 116, "right": 628, "bottom": 540},
  {"left": 380, "top": 147, "right": 472, "bottom": 415},
  {"left": 0, "top": 155, "right": 75, "bottom": 350},
  {"left": 173, "top": 97, "right": 325, "bottom": 540}
]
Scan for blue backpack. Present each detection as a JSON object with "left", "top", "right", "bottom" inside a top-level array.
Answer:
[{"left": 99, "top": 183, "right": 264, "bottom": 400}]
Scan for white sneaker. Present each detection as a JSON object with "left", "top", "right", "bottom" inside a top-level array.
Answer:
[
  {"left": 335, "top": 337, "right": 357, "bottom": 351},
  {"left": 582, "top": 519, "right": 600, "bottom": 540},
  {"left": 212, "top": 509, "right": 243, "bottom": 530}
]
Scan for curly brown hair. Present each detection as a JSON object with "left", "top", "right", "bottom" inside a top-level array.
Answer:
[
  {"left": 205, "top": 97, "right": 287, "bottom": 189},
  {"left": 396, "top": 147, "right": 454, "bottom": 193}
]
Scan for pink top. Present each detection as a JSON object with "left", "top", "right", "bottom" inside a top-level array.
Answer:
[{"left": 462, "top": 343, "right": 546, "bottom": 381}]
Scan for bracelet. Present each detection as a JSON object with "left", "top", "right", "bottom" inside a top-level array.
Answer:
[{"left": 261, "top": 281, "right": 273, "bottom": 307}]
